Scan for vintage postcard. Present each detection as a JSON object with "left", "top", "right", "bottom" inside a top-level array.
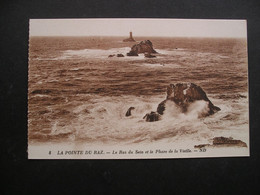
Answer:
[{"left": 28, "top": 19, "right": 249, "bottom": 159}]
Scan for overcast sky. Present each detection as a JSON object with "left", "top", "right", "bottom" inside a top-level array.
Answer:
[{"left": 30, "top": 18, "right": 247, "bottom": 38}]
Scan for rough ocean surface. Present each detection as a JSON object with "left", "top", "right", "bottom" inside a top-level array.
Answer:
[{"left": 28, "top": 36, "right": 249, "bottom": 148}]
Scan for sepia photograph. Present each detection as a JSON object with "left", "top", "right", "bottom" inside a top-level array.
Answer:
[{"left": 28, "top": 18, "right": 249, "bottom": 159}]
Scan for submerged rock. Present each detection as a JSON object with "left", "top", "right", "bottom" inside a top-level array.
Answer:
[
  {"left": 157, "top": 83, "right": 220, "bottom": 117},
  {"left": 127, "top": 40, "right": 157, "bottom": 56},
  {"left": 143, "top": 111, "right": 161, "bottom": 122},
  {"left": 125, "top": 107, "right": 135, "bottom": 117}
]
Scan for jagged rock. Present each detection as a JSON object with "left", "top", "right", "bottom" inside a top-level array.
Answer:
[
  {"left": 144, "top": 52, "right": 156, "bottom": 58},
  {"left": 123, "top": 32, "right": 136, "bottom": 42},
  {"left": 143, "top": 111, "right": 161, "bottom": 122},
  {"left": 194, "top": 137, "right": 247, "bottom": 148},
  {"left": 117, "top": 54, "right": 124, "bottom": 57},
  {"left": 157, "top": 83, "right": 220, "bottom": 116},
  {"left": 125, "top": 107, "right": 135, "bottom": 117},
  {"left": 127, "top": 40, "right": 157, "bottom": 56}
]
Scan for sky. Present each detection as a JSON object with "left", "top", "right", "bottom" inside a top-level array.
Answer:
[{"left": 30, "top": 18, "right": 247, "bottom": 38}]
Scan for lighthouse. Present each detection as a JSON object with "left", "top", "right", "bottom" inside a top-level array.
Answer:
[
  {"left": 123, "top": 31, "right": 136, "bottom": 42},
  {"left": 129, "top": 32, "right": 133, "bottom": 39}
]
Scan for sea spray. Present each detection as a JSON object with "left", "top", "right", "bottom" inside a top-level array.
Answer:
[{"left": 48, "top": 95, "right": 212, "bottom": 144}]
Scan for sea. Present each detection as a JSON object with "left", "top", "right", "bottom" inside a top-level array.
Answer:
[{"left": 28, "top": 36, "right": 249, "bottom": 149}]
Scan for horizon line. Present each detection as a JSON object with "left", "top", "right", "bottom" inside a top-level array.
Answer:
[{"left": 29, "top": 35, "right": 247, "bottom": 39}]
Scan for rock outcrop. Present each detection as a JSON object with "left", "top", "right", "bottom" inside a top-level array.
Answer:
[
  {"left": 125, "top": 107, "right": 135, "bottom": 117},
  {"left": 213, "top": 136, "right": 247, "bottom": 147},
  {"left": 157, "top": 83, "right": 220, "bottom": 117},
  {"left": 143, "top": 111, "right": 161, "bottom": 122},
  {"left": 123, "top": 32, "right": 136, "bottom": 42},
  {"left": 194, "top": 137, "right": 247, "bottom": 148},
  {"left": 125, "top": 83, "right": 220, "bottom": 123},
  {"left": 127, "top": 40, "right": 157, "bottom": 56},
  {"left": 117, "top": 54, "right": 124, "bottom": 57}
]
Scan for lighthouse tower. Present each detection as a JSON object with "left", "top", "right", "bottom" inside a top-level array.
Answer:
[
  {"left": 130, "top": 32, "right": 133, "bottom": 39},
  {"left": 123, "top": 31, "right": 136, "bottom": 42}
]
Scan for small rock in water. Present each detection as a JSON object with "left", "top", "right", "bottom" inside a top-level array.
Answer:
[
  {"left": 117, "top": 54, "right": 124, "bottom": 57},
  {"left": 143, "top": 111, "right": 161, "bottom": 122},
  {"left": 125, "top": 107, "right": 135, "bottom": 117}
]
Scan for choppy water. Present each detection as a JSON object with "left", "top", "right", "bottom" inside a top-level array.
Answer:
[{"left": 28, "top": 36, "right": 249, "bottom": 145}]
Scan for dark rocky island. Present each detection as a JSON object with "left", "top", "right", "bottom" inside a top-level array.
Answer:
[
  {"left": 127, "top": 40, "right": 157, "bottom": 56},
  {"left": 109, "top": 39, "right": 157, "bottom": 58},
  {"left": 123, "top": 32, "right": 136, "bottom": 42}
]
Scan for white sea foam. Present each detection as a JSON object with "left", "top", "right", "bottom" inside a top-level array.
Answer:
[
  {"left": 142, "top": 63, "right": 165, "bottom": 67},
  {"left": 33, "top": 94, "right": 49, "bottom": 98},
  {"left": 50, "top": 95, "right": 211, "bottom": 144},
  {"left": 37, "top": 47, "right": 191, "bottom": 61},
  {"left": 57, "top": 47, "right": 145, "bottom": 60},
  {"left": 47, "top": 92, "right": 249, "bottom": 147},
  {"left": 156, "top": 48, "right": 188, "bottom": 55}
]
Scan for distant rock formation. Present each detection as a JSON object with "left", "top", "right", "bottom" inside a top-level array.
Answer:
[
  {"left": 127, "top": 40, "right": 157, "bottom": 56},
  {"left": 157, "top": 83, "right": 220, "bottom": 117},
  {"left": 123, "top": 32, "right": 136, "bottom": 42},
  {"left": 194, "top": 136, "right": 247, "bottom": 148},
  {"left": 125, "top": 107, "right": 135, "bottom": 117}
]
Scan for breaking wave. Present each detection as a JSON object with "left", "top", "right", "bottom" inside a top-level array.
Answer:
[{"left": 28, "top": 93, "right": 248, "bottom": 145}]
